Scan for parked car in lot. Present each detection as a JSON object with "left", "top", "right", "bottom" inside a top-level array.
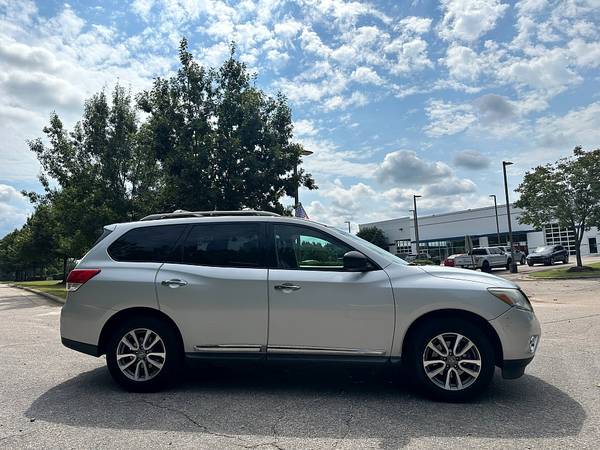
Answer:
[
  {"left": 491, "top": 246, "right": 527, "bottom": 265},
  {"left": 450, "top": 247, "right": 512, "bottom": 272},
  {"left": 526, "top": 245, "right": 569, "bottom": 266},
  {"left": 61, "top": 210, "right": 540, "bottom": 401}
]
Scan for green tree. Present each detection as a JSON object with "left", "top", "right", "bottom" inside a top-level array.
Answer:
[
  {"left": 137, "top": 39, "right": 315, "bottom": 213},
  {"left": 515, "top": 146, "right": 600, "bottom": 267},
  {"left": 26, "top": 85, "right": 143, "bottom": 264},
  {"left": 356, "top": 226, "right": 389, "bottom": 250}
]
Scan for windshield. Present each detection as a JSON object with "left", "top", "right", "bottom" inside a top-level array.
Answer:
[
  {"left": 534, "top": 246, "right": 553, "bottom": 253},
  {"left": 336, "top": 229, "right": 408, "bottom": 266}
]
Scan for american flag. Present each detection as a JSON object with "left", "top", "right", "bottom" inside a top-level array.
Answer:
[{"left": 295, "top": 203, "right": 309, "bottom": 219}]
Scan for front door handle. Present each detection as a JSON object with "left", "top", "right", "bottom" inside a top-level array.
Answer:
[
  {"left": 161, "top": 279, "right": 188, "bottom": 288},
  {"left": 274, "top": 283, "right": 301, "bottom": 292}
]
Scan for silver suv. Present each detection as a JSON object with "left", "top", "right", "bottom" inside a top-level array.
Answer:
[{"left": 61, "top": 210, "right": 540, "bottom": 401}]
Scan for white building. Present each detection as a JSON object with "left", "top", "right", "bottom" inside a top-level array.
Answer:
[{"left": 359, "top": 204, "right": 599, "bottom": 261}]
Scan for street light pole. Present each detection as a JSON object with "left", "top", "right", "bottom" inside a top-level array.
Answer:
[
  {"left": 344, "top": 220, "right": 351, "bottom": 233},
  {"left": 413, "top": 194, "right": 422, "bottom": 255},
  {"left": 489, "top": 194, "right": 500, "bottom": 244},
  {"left": 502, "top": 161, "right": 518, "bottom": 273},
  {"left": 294, "top": 149, "right": 313, "bottom": 210}
]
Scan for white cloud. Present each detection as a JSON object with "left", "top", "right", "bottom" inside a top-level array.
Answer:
[
  {"left": 397, "top": 16, "right": 432, "bottom": 35},
  {"left": 0, "top": 183, "right": 30, "bottom": 236},
  {"left": 350, "top": 66, "right": 384, "bottom": 85},
  {"left": 376, "top": 150, "right": 453, "bottom": 185},
  {"left": 443, "top": 44, "right": 483, "bottom": 81},
  {"left": 568, "top": 38, "right": 600, "bottom": 68},
  {"left": 498, "top": 47, "right": 581, "bottom": 94},
  {"left": 438, "top": 0, "right": 509, "bottom": 42},
  {"left": 294, "top": 119, "right": 319, "bottom": 137},
  {"left": 533, "top": 101, "right": 600, "bottom": 151},
  {"left": 424, "top": 100, "right": 477, "bottom": 137}
]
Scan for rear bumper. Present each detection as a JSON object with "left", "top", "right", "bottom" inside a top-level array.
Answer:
[{"left": 61, "top": 337, "right": 100, "bottom": 357}]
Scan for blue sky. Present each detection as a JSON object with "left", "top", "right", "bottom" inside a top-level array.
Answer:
[{"left": 1, "top": 0, "right": 600, "bottom": 236}]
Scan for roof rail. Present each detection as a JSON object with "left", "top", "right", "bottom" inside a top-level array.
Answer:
[{"left": 140, "top": 209, "right": 281, "bottom": 221}]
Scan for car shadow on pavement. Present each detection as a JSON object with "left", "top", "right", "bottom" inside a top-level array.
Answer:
[{"left": 26, "top": 363, "right": 585, "bottom": 447}]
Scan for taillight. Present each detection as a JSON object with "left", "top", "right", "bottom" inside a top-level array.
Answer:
[
  {"left": 66, "top": 269, "right": 101, "bottom": 292},
  {"left": 444, "top": 258, "right": 455, "bottom": 267}
]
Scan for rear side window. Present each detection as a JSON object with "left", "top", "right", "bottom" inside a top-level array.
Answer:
[
  {"left": 91, "top": 228, "right": 113, "bottom": 248},
  {"left": 108, "top": 225, "right": 186, "bottom": 262},
  {"left": 471, "top": 248, "right": 487, "bottom": 255},
  {"left": 182, "top": 223, "right": 262, "bottom": 268}
]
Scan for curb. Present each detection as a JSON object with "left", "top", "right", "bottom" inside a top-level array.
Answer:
[{"left": 9, "top": 284, "right": 66, "bottom": 305}]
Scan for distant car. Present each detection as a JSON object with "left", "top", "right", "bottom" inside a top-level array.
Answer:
[
  {"left": 405, "top": 252, "right": 432, "bottom": 262},
  {"left": 491, "top": 246, "right": 527, "bottom": 265},
  {"left": 526, "top": 245, "right": 569, "bottom": 266},
  {"left": 442, "top": 254, "right": 464, "bottom": 267},
  {"left": 451, "top": 247, "right": 511, "bottom": 272}
]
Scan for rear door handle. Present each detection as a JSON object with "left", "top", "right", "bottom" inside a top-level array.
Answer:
[
  {"left": 274, "top": 283, "right": 301, "bottom": 291},
  {"left": 161, "top": 279, "right": 188, "bottom": 288}
]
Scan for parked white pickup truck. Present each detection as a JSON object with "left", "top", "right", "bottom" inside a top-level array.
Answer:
[{"left": 448, "top": 247, "right": 511, "bottom": 272}]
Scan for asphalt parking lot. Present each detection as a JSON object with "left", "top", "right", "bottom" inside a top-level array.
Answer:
[{"left": 1, "top": 277, "right": 599, "bottom": 449}]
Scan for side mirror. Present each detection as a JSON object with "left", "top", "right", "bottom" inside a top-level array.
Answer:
[{"left": 343, "top": 251, "right": 371, "bottom": 271}]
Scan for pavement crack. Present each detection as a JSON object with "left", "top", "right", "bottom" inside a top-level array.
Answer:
[
  {"left": 141, "top": 399, "right": 285, "bottom": 449},
  {"left": 543, "top": 313, "right": 600, "bottom": 325},
  {"left": 331, "top": 402, "right": 354, "bottom": 449}
]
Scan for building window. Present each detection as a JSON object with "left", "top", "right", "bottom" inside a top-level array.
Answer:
[
  {"left": 544, "top": 223, "right": 576, "bottom": 255},
  {"left": 395, "top": 239, "right": 411, "bottom": 256}
]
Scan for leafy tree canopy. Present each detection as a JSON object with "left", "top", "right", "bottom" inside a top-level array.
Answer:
[
  {"left": 356, "top": 226, "right": 389, "bottom": 250},
  {"left": 3, "top": 38, "right": 316, "bottom": 280},
  {"left": 515, "top": 146, "right": 600, "bottom": 267}
]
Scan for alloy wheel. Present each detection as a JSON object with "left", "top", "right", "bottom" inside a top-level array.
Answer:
[
  {"left": 116, "top": 328, "right": 166, "bottom": 381},
  {"left": 422, "top": 333, "right": 482, "bottom": 391}
]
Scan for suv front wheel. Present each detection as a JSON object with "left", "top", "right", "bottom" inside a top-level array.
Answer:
[
  {"left": 106, "top": 316, "right": 183, "bottom": 392},
  {"left": 406, "top": 318, "right": 495, "bottom": 402}
]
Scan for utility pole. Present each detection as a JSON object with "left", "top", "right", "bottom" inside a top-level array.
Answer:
[
  {"left": 489, "top": 194, "right": 500, "bottom": 244},
  {"left": 344, "top": 220, "right": 351, "bottom": 233},
  {"left": 502, "top": 161, "right": 518, "bottom": 273},
  {"left": 413, "top": 194, "right": 422, "bottom": 255}
]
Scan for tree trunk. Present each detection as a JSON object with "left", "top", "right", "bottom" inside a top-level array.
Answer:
[
  {"left": 62, "top": 257, "right": 68, "bottom": 283},
  {"left": 575, "top": 238, "right": 583, "bottom": 267}
]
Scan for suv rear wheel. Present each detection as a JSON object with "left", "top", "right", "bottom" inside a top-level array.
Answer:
[
  {"left": 106, "top": 316, "right": 183, "bottom": 392},
  {"left": 406, "top": 318, "right": 495, "bottom": 402}
]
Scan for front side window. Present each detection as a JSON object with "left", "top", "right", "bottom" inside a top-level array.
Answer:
[
  {"left": 274, "top": 224, "right": 353, "bottom": 270},
  {"left": 182, "top": 223, "right": 262, "bottom": 268},
  {"left": 108, "top": 225, "right": 186, "bottom": 262}
]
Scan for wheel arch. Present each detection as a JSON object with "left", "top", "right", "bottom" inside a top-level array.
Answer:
[
  {"left": 400, "top": 309, "right": 503, "bottom": 366},
  {"left": 98, "top": 307, "right": 184, "bottom": 356}
]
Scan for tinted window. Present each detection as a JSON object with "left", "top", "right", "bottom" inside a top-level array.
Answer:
[
  {"left": 274, "top": 224, "right": 353, "bottom": 270},
  {"left": 555, "top": 245, "right": 563, "bottom": 251},
  {"left": 471, "top": 248, "right": 487, "bottom": 255},
  {"left": 108, "top": 225, "right": 186, "bottom": 262},
  {"left": 182, "top": 223, "right": 262, "bottom": 268}
]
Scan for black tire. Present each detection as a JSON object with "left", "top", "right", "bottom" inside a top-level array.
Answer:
[
  {"left": 405, "top": 318, "right": 495, "bottom": 402},
  {"left": 481, "top": 261, "right": 491, "bottom": 273},
  {"left": 527, "top": 261, "right": 534, "bottom": 267},
  {"left": 106, "top": 315, "right": 183, "bottom": 392}
]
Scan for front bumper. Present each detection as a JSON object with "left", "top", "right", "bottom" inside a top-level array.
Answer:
[
  {"left": 489, "top": 306, "right": 541, "bottom": 379},
  {"left": 527, "top": 256, "right": 548, "bottom": 264},
  {"left": 502, "top": 357, "right": 534, "bottom": 379}
]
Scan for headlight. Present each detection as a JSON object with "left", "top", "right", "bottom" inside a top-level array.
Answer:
[{"left": 488, "top": 288, "right": 533, "bottom": 312}]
